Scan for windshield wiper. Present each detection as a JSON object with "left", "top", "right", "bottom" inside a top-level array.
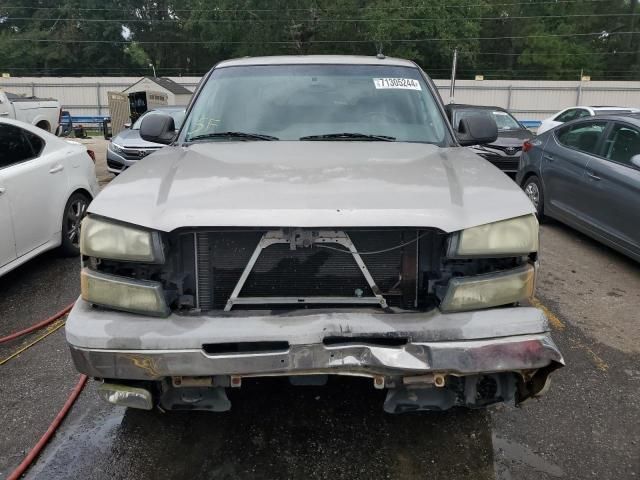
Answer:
[
  {"left": 299, "top": 132, "right": 395, "bottom": 141},
  {"left": 188, "top": 132, "right": 279, "bottom": 142}
]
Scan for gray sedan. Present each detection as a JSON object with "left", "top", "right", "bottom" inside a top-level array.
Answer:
[
  {"left": 516, "top": 114, "right": 640, "bottom": 261},
  {"left": 106, "top": 106, "right": 185, "bottom": 174}
]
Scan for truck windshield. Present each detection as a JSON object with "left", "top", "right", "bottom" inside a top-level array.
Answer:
[{"left": 183, "top": 64, "right": 447, "bottom": 144}]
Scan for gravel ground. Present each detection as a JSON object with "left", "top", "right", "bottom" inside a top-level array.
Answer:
[{"left": 0, "top": 151, "right": 638, "bottom": 479}]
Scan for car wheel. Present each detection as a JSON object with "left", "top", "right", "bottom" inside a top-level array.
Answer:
[
  {"left": 60, "top": 192, "right": 90, "bottom": 257},
  {"left": 523, "top": 175, "right": 544, "bottom": 220}
]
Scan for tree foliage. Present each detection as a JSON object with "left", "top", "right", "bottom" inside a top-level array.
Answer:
[{"left": 0, "top": 0, "right": 638, "bottom": 79}]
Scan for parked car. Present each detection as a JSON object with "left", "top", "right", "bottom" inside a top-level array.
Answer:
[
  {"left": 56, "top": 110, "right": 73, "bottom": 137},
  {"left": 517, "top": 114, "right": 640, "bottom": 261},
  {"left": 106, "top": 106, "right": 186, "bottom": 174},
  {"left": 445, "top": 104, "right": 532, "bottom": 174},
  {"left": 537, "top": 106, "right": 640, "bottom": 135},
  {"left": 0, "top": 118, "right": 99, "bottom": 277},
  {"left": 0, "top": 90, "right": 61, "bottom": 133},
  {"left": 66, "top": 55, "right": 563, "bottom": 414}
]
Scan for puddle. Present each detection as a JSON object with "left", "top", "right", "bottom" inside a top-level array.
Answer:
[
  {"left": 27, "top": 405, "right": 126, "bottom": 478},
  {"left": 493, "top": 434, "right": 564, "bottom": 478}
]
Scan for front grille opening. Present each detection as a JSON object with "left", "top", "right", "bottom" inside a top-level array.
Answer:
[
  {"left": 180, "top": 228, "right": 448, "bottom": 312},
  {"left": 322, "top": 336, "right": 408, "bottom": 347},
  {"left": 203, "top": 341, "right": 290, "bottom": 355},
  {"left": 242, "top": 243, "right": 375, "bottom": 298}
]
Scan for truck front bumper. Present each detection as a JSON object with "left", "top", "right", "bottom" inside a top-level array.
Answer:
[{"left": 67, "top": 299, "right": 563, "bottom": 398}]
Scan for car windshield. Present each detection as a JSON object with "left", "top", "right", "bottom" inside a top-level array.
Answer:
[
  {"left": 454, "top": 109, "right": 522, "bottom": 132},
  {"left": 182, "top": 64, "right": 447, "bottom": 144},
  {"left": 133, "top": 109, "right": 186, "bottom": 130}
]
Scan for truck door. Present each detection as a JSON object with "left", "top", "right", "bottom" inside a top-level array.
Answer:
[{"left": 0, "top": 92, "right": 12, "bottom": 119}]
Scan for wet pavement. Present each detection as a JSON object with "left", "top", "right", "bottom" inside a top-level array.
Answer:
[{"left": 0, "top": 167, "right": 639, "bottom": 480}]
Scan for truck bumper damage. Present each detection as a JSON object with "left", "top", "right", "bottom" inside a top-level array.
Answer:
[{"left": 66, "top": 300, "right": 564, "bottom": 413}]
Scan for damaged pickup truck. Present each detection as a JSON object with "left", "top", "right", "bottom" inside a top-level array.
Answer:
[{"left": 66, "top": 55, "right": 564, "bottom": 413}]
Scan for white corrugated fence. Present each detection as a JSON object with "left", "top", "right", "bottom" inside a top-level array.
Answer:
[{"left": 1, "top": 76, "right": 639, "bottom": 121}]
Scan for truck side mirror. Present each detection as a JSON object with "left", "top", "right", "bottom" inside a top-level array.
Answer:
[
  {"left": 456, "top": 114, "right": 498, "bottom": 146},
  {"left": 140, "top": 113, "right": 175, "bottom": 145}
]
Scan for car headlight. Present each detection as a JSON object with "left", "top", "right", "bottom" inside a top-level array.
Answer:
[
  {"left": 80, "top": 216, "right": 164, "bottom": 263},
  {"left": 81, "top": 269, "right": 169, "bottom": 317},
  {"left": 108, "top": 142, "right": 124, "bottom": 154},
  {"left": 440, "top": 264, "right": 535, "bottom": 312},
  {"left": 448, "top": 215, "right": 538, "bottom": 257}
]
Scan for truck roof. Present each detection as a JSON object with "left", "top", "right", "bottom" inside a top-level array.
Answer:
[
  {"left": 3, "top": 91, "right": 57, "bottom": 102},
  {"left": 216, "top": 55, "right": 418, "bottom": 69}
]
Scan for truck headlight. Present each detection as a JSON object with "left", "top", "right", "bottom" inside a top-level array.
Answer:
[
  {"left": 440, "top": 264, "right": 535, "bottom": 312},
  {"left": 81, "top": 269, "right": 169, "bottom": 317},
  {"left": 448, "top": 215, "right": 538, "bottom": 257},
  {"left": 80, "top": 216, "right": 164, "bottom": 263}
]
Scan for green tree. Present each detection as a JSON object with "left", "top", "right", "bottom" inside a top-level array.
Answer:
[{"left": 1, "top": 0, "right": 638, "bottom": 79}]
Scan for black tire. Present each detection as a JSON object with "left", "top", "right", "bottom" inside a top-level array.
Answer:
[
  {"left": 60, "top": 192, "right": 91, "bottom": 257},
  {"left": 522, "top": 175, "right": 544, "bottom": 220}
]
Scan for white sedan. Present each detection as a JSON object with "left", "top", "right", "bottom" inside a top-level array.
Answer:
[
  {"left": 0, "top": 118, "right": 99, "bottom": 277},
  {"left": 537, "top": 105, "right": 640, "bottom": 134}
]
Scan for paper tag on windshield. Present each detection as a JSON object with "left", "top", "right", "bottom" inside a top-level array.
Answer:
[{"left": 373, "top": 78, "right": 421, "bottom": 90}]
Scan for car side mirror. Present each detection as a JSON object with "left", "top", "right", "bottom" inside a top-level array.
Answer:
[
  {"left": 140, "top": 113, "right": 175, "bottom": 145},
  {"left": 456, "top": 114, "right": 498, "bottom": 146},
  {"left": 123, "top": 122, "right": 131, "bottom": 129},
  {"left": 631, "top": 154, "right": 640, "bottom": 169}
]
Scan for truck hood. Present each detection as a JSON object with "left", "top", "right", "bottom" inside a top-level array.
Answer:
[{"left": 89, "top": 141, "right": 534, "bottom": 233}]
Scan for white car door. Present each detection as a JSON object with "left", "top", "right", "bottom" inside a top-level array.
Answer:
[
  {"left": 0, "top": 175, "right": 16, "bottom": 268},
  {"left": 0, "top": 122, "right": 68, "bottom": 257},
  {"left": 0, "top": 124, "right": 19, "bottom": 268}
]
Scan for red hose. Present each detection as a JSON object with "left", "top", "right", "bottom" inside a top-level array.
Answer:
[
  {"left": 7, "top": 374, "right": 88, "bottom": 480},
  {"left": 0, "top": 303, "right": 74, "bottom": 344}
]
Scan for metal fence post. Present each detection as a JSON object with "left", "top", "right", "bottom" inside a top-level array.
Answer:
[
  {"left": 576, "top": 83, "right": 583, "bottom": 105},
  {"left": 96, "top": 83, "right": 101, "bottom": 116},
  {"left": 31, "top": 82, "right": 35, "bottom": 97},
  {"left": 507, "top": 84, "right": 513, "bottom": 110}
]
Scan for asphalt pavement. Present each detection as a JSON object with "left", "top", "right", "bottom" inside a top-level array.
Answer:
[{"left": 0, "top": 154, "right": 638, "bottom": 479}]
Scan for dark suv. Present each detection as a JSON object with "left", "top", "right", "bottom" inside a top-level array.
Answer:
[{"left": 446, "top": 104, "right": 532, "bottom": 175}]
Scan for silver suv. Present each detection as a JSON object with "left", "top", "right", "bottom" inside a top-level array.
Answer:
[
  {"left": 106, "top": 106, "right": 186, "bottom": 174},
  {"left": 67, "top": 56, "right": 563, "bottom": 413}
]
